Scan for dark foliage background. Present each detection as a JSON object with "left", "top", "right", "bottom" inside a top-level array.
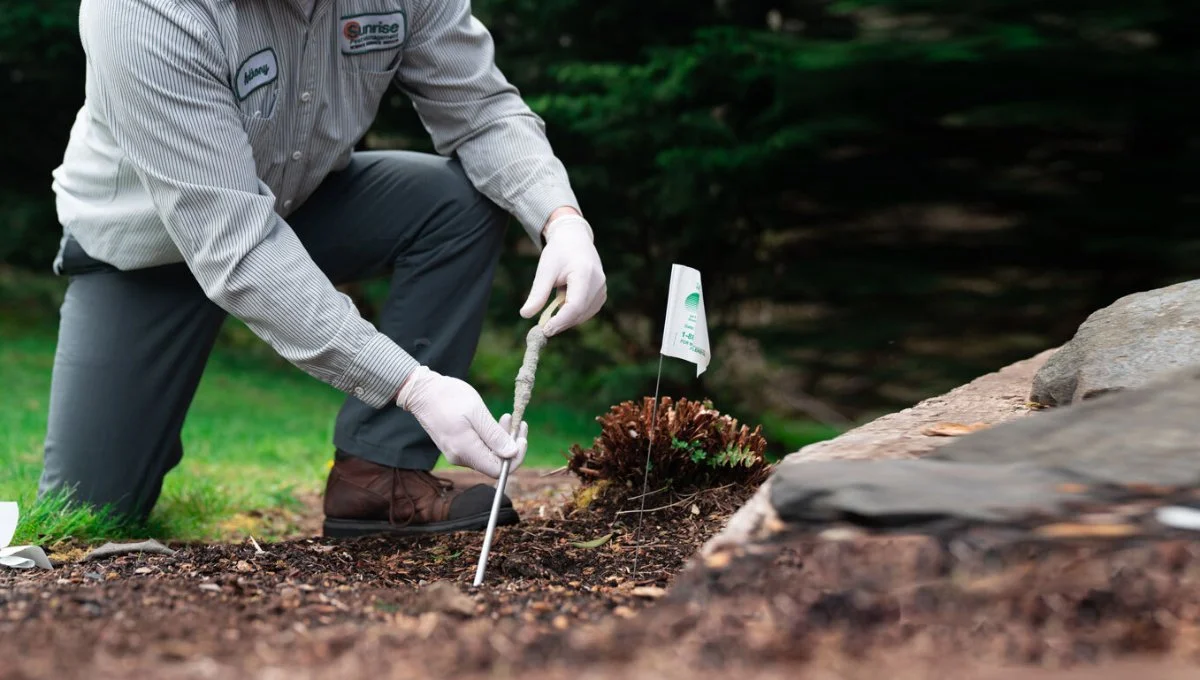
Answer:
[{"left": 2, "top": 0, "right": 1197, "bottom": 430}]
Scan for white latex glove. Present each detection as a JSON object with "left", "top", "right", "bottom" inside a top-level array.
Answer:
[
  {"left": 396, "top": 366, "right": 527, "bottom": 478},
  {"left": 520, "top": 213, "right": 606, "bottom": 336}
]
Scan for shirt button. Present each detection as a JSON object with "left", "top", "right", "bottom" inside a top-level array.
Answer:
[
  {"left": 300, "top": 91, "right": 312, "bottom": 102},
  {"left": 292, "top": 150, "right": 303, "bottom": 161},
  {"left": 282, "top": 199, "right": 293, "bottom": 209},
  {"left": 353, "top": 387, "right": 365, "bottom": 397}
]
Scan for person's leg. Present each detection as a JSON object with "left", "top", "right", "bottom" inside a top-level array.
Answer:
[
  {"left": 288, "top": 150, "right": 509, "bottom": 470},
  {"left": 38, "top": 240, "right": 226, "bottom": 521},
  {"left": 289, "top": 150, "right": 516, "bottom": 537}
]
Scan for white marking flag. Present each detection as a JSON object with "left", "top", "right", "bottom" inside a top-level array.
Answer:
[
  {"left": 0, "top": 502, "right": 52, "bottom": 570},
  {"left": 660, "top": 264, "right": 711, "bottom": 376}
]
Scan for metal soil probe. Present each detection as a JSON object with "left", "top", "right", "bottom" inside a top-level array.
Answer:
[{"left": 472, "top": 289, "right": 566, "bottom": 587}]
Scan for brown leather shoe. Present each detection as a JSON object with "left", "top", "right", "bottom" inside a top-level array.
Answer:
[{"left": 321, "top": 455, "right": 519, "bottom": 537}]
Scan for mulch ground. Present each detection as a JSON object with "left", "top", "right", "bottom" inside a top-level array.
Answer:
[
  {"left": 8, "top": 469, "right": 1200, "bottom": 679},
  {"left": 0, "top": 469, "right": 749, "bottom": 679}
]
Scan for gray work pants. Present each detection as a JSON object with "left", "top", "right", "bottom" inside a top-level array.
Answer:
[{"left": 38, "top": 151, "right": 509, "bottom": 520}]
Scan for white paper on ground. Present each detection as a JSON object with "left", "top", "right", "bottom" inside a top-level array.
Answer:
[
  {"left": 0, "top": 502, "right": 52, "bottom": 569},
  {"left": 1156, "top": 505, "right": 1200, "bottom": 531},
  {"left": 0, "top": 502, "right": 16, "bottom": 547},
  {"left": 1, "top": 546, "right": 53, "bottom": 569}
]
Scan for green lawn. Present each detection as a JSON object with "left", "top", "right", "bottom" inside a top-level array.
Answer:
[{"left": 1, "top": 317, "right": 599, "bottom": 547}]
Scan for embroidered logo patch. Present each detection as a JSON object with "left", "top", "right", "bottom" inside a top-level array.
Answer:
[
  {"left": 339, "top": 11, "right": 406, "bottom": 54},
  {"left": 235, "top": 47, "right": 279, "bottom": 100}
]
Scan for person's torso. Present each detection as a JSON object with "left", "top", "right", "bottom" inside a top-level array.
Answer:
[
  {"left": 223, "top": 0, "right": 411, "bottom": 206},
  {"left": 52, "top": 0, "right": 413, "bottom": 269}
]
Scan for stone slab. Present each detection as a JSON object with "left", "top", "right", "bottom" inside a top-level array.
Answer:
[
  {"left": 787, "top": 350, "right": 1054, "bottom": 465},
  {"left": 933, "top": 365, "right": 1200, "bottom": 487},
  {"left": 702, "top": 350, "right": 1054, "bottom": 554},
  {"left": 770, "top": 459, "right": 1081, "bottom": 526}
]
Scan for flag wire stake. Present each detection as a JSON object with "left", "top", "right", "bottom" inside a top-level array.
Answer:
[{"left": 631, "top": 354, "right": 665, "bottom": 577}]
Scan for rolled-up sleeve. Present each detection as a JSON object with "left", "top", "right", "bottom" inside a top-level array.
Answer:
[
  {"left": 395, "top": 0, "right": 581, "bottom": 244},
  {"left": 82, "top": 0, "right": 417, "bottom": 408}
]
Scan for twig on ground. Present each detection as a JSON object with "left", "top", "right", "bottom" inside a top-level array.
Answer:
[
  {"left": 619, "top": 544, "right": 682, "bottom": 550},
  {"left": 616, "top": 496, "right": 700, "bottom": 516},
  {"left": 571, "top": 467, "right": 604, "bottom": 478},
  {"left": 626, "top": 485, "right": 671, "bottom": 502},
  {"left": 616, "top": 484, "right": 737, "bottom": 516}
]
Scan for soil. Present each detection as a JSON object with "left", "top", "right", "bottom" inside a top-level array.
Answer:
[
  {"left": 0, "top": 469, "right": 749, "bottom": 679},
  {"left": 6, "top": 468, "right": 1200, "bottom": 679}
]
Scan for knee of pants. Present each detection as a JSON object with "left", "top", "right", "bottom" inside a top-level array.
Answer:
[
  {"left": 420, "top": 159, "right": 510, "bottom": 246},
  {"left": 38, "top": 458, "right": 162, "bottom": 521}
]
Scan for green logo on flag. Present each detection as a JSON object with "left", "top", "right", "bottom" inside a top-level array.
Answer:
[{"left": 661, "top": 264, "right": 710, "bottom": 376}]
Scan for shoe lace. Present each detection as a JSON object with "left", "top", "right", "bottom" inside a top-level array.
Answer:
[{"left": 387, "top": 470, "right": 454, "bottom": 527}]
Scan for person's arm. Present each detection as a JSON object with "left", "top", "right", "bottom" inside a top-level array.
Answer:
[
  {"left": 394, "top": 0, "right": 607, "bottom": 334},
  {"left": 394, "top": 0, "right": 579, "bottom": 243},
  {"left": 81, "top": 0, "right": 414, "bottom": 407}
]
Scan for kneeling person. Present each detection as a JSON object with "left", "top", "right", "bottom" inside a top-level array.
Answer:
[{"left": 40, "top": 0, "right": 607, "bottom": 536}]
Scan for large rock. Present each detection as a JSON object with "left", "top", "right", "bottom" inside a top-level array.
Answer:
[
  {"left": 770, "top": 459, "right": 1080, "bottom": 526},
  {"left": 1032, "top": 280, "right": 1200, "bottom": 406},
  {"left": 705, "top": 360, "right": 1200, "bottom": 558},
  {"left": 788, "top": 350, "right": 1052, "bottom": 464},
  {"left": 934, "top": 365, "right": 1200, "bottom": 486},
  {"left": 702, "top": 352, "right": 1053, "bottom": 554},
  {"left": 760, "top": 364, "right": 1200, "bottom": 530}
]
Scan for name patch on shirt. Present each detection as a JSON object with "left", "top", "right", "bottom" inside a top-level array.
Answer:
[
  {"left": 235, "top": 47, "right": 279, "bottom": 100},
  {"left": 340, "top": 11, "right": 406, "bottom": 54}
]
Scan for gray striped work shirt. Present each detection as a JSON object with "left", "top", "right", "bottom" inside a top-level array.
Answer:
[{"left": 51, "top": 0, "right": 580, "bottom": 408}]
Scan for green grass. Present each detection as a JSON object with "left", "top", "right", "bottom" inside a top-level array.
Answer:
[{"left": 0, "top": 315, "right": 599, "bottom": 547}]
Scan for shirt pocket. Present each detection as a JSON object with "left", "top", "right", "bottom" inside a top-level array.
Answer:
[
  {"left": 332, "top": 66, "right": 397, "bottom": 147},
  {"left": 238, "top": 110, "right": 279, "bottom": 176},
  {"left": 340, "top": 46, "right": 404, "bottom": 75},
  {"left": 239, "top": 83, "right": 281, "bottom": 121}
]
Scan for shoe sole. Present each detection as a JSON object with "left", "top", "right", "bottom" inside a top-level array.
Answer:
[{"left": 321, "top": 508, "right": 520, "bottom": 538}]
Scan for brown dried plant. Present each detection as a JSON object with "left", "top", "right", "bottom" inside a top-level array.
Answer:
[{"left": 567, "top": 397, "right": 771, "bottom": 501}]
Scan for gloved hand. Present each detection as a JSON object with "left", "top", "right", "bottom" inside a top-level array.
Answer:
[
  {"left": 396, "top": 366, "right": 528, "bottom": 478},
  {"left": 520, "top": 213, "right": 606, "bottom": 336}
]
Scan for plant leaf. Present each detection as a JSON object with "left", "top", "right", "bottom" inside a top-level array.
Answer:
[
  {"left": 570, "top": 532, "right": 614, "bottom": 549},
  {"left": 1033, "top": 522, "right": 1138, "bottom": 538},
  {"left": 921, "top": 421, "right": 991, "bottom": 437}
]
